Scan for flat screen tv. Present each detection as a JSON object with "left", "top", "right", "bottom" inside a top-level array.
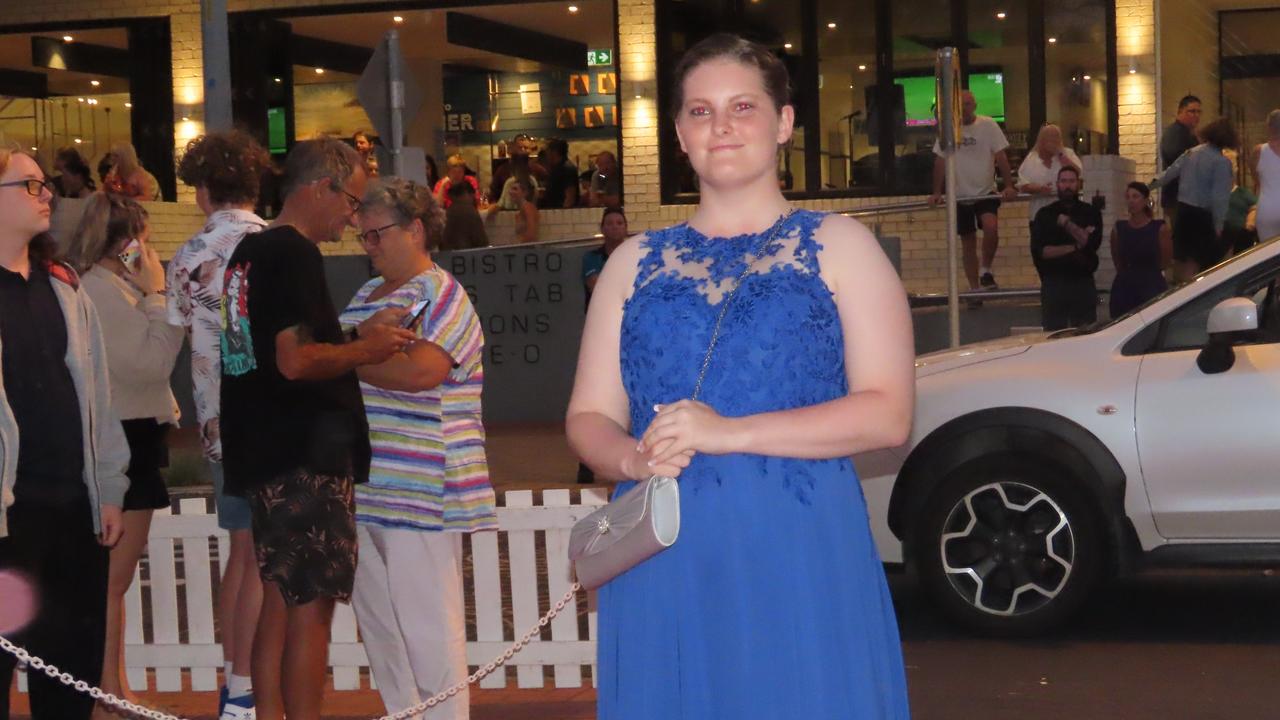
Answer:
[{"left": 895, "top": 72, "right": 1006, "bottom": 126}]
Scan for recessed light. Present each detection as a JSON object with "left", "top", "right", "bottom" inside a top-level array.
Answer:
[
  {"left": 73, "top": 138, "right": 82, "bottom": 144},
  {"left": 1048, "top": 37, "right": 1057, "bottom": 44},
  {"left": 87, "top": 98, "right": 97, "bottom": 105},
  {"left": 827, "top": 22, "right": 837, "bottom": 29},
  {"left": 125, "top": 102, "right": 132, "bottom": 108},
  {"left": 393, "top": 15, "right": 404, "bottom": 23},
  {"left": 90, "top": 80, "right": 100, "bottom": 87},
  {"left": 77, "top": 97, "right": 85, "bottom": 103},
  {"left": 996, "top": 11, "right": 1006, "bottom": 19},
  {"left": 62, "top": 35, "right": 73, "bottom": 42},
  {"left": 1082, "top": 74, "right": 1091, "bottom": 81},
  {"left": 182, "top": 116, "right": 190, "bottom": 122},
  {"left": 274, "top": 77, "right": 282, "bottom": 83},
  {"left": 315, "top": 67, "right": 325, "bottom": 74},
  {"left": 1128, "top": 66, "right": 1137, "bottom": 74},
  {"left": 784, "top": 42, "right": 793, "bottom": 49},
  {"left": 568, "top": 4, "right": 579, "bottom": 12},
  {"left": 635, "top": 94, "right": 642, "bottom": 99},
  {"left": 858, "top": 64, "right": 867, "bottom": 71},
  {"left": 30, "top": 146, "right": 37, "bottom": 151},
  {"left": 849, "top": 84, "right": 854, "bottom": 89}
]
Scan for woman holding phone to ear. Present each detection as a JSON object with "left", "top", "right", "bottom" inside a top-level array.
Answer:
[
  {"left": 66, "top": 192, "right": 184, "bottom": 718},
  {"left": 339, "top": 178, "right": 496, "bottom": 720}
]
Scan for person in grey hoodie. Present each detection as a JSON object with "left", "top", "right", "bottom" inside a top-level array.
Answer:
[{"left": 0, "top": 147, "right": 130, "bottom": 720}]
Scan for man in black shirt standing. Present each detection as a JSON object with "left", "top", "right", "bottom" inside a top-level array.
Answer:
[
  {"left": 0, "top": 149, "right": 129, "bottom": 720},
  {"left": 1159, "top": 95, "right": 1202, "bottom": 226},
  {"left": 539, "top": 138, "right": 579, "bottom": 209},
  {"left": 220, "top": 138, "right": 415, "bottom": 720},
  {"left": 1031, "top": 165, "right": 1103, "bottom": 331}
]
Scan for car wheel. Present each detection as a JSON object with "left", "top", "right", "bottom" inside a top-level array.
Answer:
[{"left": 914, "top": 454, "right": 1106, "bottom": 636}]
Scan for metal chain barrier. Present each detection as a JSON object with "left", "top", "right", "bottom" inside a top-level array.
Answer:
[{"left": 0, "top": 583, "right": 581, "bottom": 720}]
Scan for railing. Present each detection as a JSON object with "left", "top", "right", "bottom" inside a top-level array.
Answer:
[{"left": 16, "top": 490, "right": 611, "bottom": 694}]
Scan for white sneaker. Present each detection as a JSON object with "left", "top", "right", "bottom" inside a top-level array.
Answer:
[{"left": 220, "top": 693, "right": 255, "bottom": 720}]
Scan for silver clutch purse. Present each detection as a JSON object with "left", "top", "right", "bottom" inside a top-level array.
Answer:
[{"left": 568, "top": 475, "right": 680, "bottom": 590}]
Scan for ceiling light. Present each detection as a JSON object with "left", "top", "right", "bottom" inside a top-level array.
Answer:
[
  {"left": 182, "top": 116, "right": 190, "bottom": 122},
  {"left": 827, "top": 22, "right": 837, "bottom": 29},
  {"left": 393, "top": 15, "right": 404, "bottom": 23},
  {"left": 635, "top": 94, "right": 642, "bottom": 99},
  {"left": 30, "top": 146, "right": 37, "bottom": 151},
  {"left": 90, "top": 80, "right": 100, "bottom": 87},
  {"left": 73, "top": 138, "right": 82, "bottom": 144},
  {"left": 315, "top": 67, "right": 325, "bottom": 74},
  {"left": 568, "top": 4, "right": 579, "bottom": 12},
  {"left": 996, "top": 11, "right": 1006, "bottom": 19},
  {"left": 858, "top": 64, "right": 867, "bottom": 71},
  {"left": 77, "top": 97, "right": 85, "bottom": 103},
  {"left": 848, "top": 84, "right": 854, "bottom": 89},
  {"left": 274, "top": 77, "right": 282, "bottom": 83},
  {"left": 1048, "top": 37, "right": 1057, "bottom": 44},
  {"left": 124, "top": 102, "right": 132, "bottom": 108},
  {"left": 87, "top": 98, "right": 98, "bottom": 105},
  {"left": 784, "top": 43, "right": 793, "bottom": 49},
  {"left": 62, "top": 35, "right": 73, "bottom": 42},
  {"left": 1082, "top": 74, "right": 1091, "bottom": 81}
]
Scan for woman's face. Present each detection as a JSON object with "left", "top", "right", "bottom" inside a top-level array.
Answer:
[
  {"left": 1125, "top": 188, "right": 1148, "bottom": 215},
  {"left": 601, "top": 213, "right": 628, "bottom": 243},
  {"left": 509, "top": 182, "right": 526, "bottom": 204},
  {"left": 674, "top": 58, "right": 793, "bottom": 191},
  {"left": 1040, "top": 128, "right": 1062, "bottom": 155},
  {"left": 358, "top": 206, "right": 425, "bottom": 276}
]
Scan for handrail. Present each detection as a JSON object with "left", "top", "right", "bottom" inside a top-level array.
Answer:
[
  {"left": 838, "top": 192, "right": 1035, "bottom": 221},
  {"left": 908, "top": 286, "right": 1110, "bottom": 308}
]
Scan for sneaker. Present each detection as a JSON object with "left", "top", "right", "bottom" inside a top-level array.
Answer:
[
  {"left": 979, "top": 272, "right": 998, "bottom": 290},
  {"left": 220, "top": 692, "right": 255, "bottom": 720}
]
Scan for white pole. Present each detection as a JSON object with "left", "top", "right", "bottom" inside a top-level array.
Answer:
[
  {"left": 387, "top": 30, "right": 406, "bottom": 177},
  {"left": 946, "top": 156, "right": 960, "bottom": 348},
  {"left": 937, "top": 47, "right": 962, "bottom": 348}
]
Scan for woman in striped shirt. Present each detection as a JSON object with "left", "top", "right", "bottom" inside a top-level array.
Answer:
[{"left": 340, "top": 178, "right": 496, "bottom": 720}]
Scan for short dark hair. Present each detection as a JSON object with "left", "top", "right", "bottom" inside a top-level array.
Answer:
[
  {"left": 600, "top": 205, "right": 626, "bottom": 226},
  {"left": 546, "top": 138, "right": 569, "bottom": 158},
  {"left": 1057, "top": 165, "right": 1081, "bottom": 179},
  {"left": 177, "top": 130, "right": 272, "bottom": 206},
  {"left": 670, "top": 33, "right": 791, "bottom": 120},
  {"left": 1198, "top": 117, "right": 1239, "bottom": 150},
  {"left": 1127, "top": 181, "right": 1154, "bottom": 217},
  {"left": 1178, "top": 95, "right": 1202, "bottom": 111}
]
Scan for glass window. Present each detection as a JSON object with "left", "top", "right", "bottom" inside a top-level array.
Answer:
[
  {"left": 1221, "top": 9, "right": 1280, "bottom": 191},
  {"left": 1044, "top": 0, "right": 1110, "bottom": 156},
  {"left": 889, "top": 0, "right": 952, "bottom": 195},
  {"left": 968, "top": 0, "right": 1031, "bottom": 167},
  {"left": 816, "top": 0, "right": 876, "bottom": 192}
]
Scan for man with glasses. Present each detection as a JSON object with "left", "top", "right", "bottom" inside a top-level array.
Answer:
[
  {"left": 487, "top": 133, "right": 548, "bottom": 203},
  {"left": 1160, "top": 95, "right": 1203, "bottom": 227},
  {"left": 219, "top": 138, "right": 416, "bottom": 720},
  {"left": 0, "top": 149, "right": 129, "bottom": 720}
]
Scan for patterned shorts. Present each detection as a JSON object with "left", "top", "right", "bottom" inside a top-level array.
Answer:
[{"left": 249, "top": 470, "right": 357, "bottom": 606}]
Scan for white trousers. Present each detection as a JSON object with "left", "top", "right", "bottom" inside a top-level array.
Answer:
[{"left": 353, "top": 525, "right": 468, "bottom": 720}]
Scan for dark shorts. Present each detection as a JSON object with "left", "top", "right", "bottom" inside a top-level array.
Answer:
[
  {"left": 1172, "top": 202, "right": 1226, "bottom": 270},
  {"left": 957, "top": 198, "right": 1001, "bottom": 236},
  {"left": 249, "top": 470, "right": 357, "bottom": 606},
  {"left": 121, "top": 419, "right": 171, "bottom": 511}
]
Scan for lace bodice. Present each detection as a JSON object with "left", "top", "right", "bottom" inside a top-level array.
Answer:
[{"left": 621, "top": 210, "right": 847, "bottom": 443}]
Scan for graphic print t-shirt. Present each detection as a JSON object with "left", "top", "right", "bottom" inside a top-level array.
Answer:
[
  {"left": 933, "top": 115, "right": 1010, "bottom": 198},
  {"left": 219, "top": 225, "right": 371, "bottom": 495}
]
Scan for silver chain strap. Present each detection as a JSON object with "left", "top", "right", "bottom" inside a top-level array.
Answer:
[
  {"left": 0, "top": 583, "right": 581, "bottom": 720},
  {"left": 691, "top": 210, "right": 795, "bottom": 401}
]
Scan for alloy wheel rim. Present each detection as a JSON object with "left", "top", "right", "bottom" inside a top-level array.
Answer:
[{"left": 938, "top": 481, "right": 1074, "bottom": 617}]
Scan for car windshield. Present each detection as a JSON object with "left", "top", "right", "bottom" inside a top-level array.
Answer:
[{"left": 1047, "top": 238, "right": 1277, "bottom": 339}]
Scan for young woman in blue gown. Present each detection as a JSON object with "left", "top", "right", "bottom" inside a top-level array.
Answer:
[{"left": 566, "top": 33, "right": 915, "bottom": 719}]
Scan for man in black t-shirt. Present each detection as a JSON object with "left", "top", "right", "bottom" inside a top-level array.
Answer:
[
  {"left": 1031, "top": 166, "right": 1103, "bottom": 331},
  {"left": 219, "top": 138, "right": 415, "bottom": 719},
  {"left": 539, "top": 138, "right": 579, "bottom": 209},
  {"left": 1159, "top": 95, "right": 1202, "bottom": 225}
]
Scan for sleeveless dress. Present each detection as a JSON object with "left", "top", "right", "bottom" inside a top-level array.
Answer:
[
  {"left": 1109, "top": 219, "right": 1168, "bottom": 318},
  {"left": 1257, "top": 144, "right": 1280, "bottom": 243},
  {"left": 598, "top": 210, "right": 910, "bottom": 719}
]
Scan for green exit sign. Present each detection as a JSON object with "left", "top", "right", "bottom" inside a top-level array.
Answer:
[{"left": 587, "top": 49, "right": 613, "bottom": 67}]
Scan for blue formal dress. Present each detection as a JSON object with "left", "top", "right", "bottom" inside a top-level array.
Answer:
[{"left": 598, "top": 210, "right": 910, "bottom": 719}]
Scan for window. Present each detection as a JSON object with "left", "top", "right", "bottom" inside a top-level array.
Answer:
[
  {"left": 1220, "top": 9, "right": 1280, "bottom": 191},
  {"left": 656, "top": 0, "right": 1119, "bottom": 201},
  {"left": 1154, "top": 260, "right": 1280, "bottom": 352}
]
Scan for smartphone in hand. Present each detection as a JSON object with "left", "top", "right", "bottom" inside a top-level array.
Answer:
[
  {"left": 403, "top": 299, "right": 431, "bottom": 331},
  {"left": 118, "top": 239, "right": 142, "bottom": 269}
]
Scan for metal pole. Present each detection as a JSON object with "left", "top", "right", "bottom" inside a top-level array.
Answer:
[
  {"left": 946, "top": 155, "right": 960, "bottom": 348},
  {"left": 937, "top": 46, "right": 963, "bottom": 348},
  {"left": 201, "top": 0, "right": 234, "bottom": 132},
  {"left": 386, "top": 30, "right": 405, "bottom": 177}
]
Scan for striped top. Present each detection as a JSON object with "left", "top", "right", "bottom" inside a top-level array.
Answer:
[{"left": 339, "top": 266, "right": 496, "bottom": 532}]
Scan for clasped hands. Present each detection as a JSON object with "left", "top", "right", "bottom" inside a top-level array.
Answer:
[
  {"left": 1057, "top": 214, "right": 1096, "bottom": 248},
  {"left": 628, "top": 400, "right": 738, "bottom": 480}
]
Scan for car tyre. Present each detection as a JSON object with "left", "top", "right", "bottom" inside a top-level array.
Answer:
[{"left": 914, "top": 453, "right": 1106, "bottom": 636}]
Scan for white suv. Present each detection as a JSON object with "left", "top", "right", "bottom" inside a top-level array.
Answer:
[{"left": 858, "top": 239, "right": 1280, "bottom": 635}]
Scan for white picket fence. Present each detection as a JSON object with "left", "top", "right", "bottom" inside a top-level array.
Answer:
[{"left": 18, "top": 488, "right": 609, "bottom": 693}]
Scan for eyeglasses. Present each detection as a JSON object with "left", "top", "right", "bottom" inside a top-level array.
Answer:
[
  {"left": 0, "top": 178, "right": 55, "bottom": 197},
  {"left": 359, "top": 222, "right": 400, "bottom": 246},
  {"left": 332, "top": 184, "right": 363, "bottom": 212}
]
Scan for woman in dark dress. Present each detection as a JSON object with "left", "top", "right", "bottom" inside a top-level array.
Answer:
[{"left": 1110, "top": 181, "right": 1172, "bottom": 317}]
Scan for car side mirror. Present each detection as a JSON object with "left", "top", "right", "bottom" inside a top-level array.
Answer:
[{"left": 1197, "top": 297, "right": 1259, "bottom": 374}]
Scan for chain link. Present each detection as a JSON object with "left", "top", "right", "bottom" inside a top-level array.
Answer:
[{"left": 0, "top": 582, "right": 582, "bottom": 720}]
